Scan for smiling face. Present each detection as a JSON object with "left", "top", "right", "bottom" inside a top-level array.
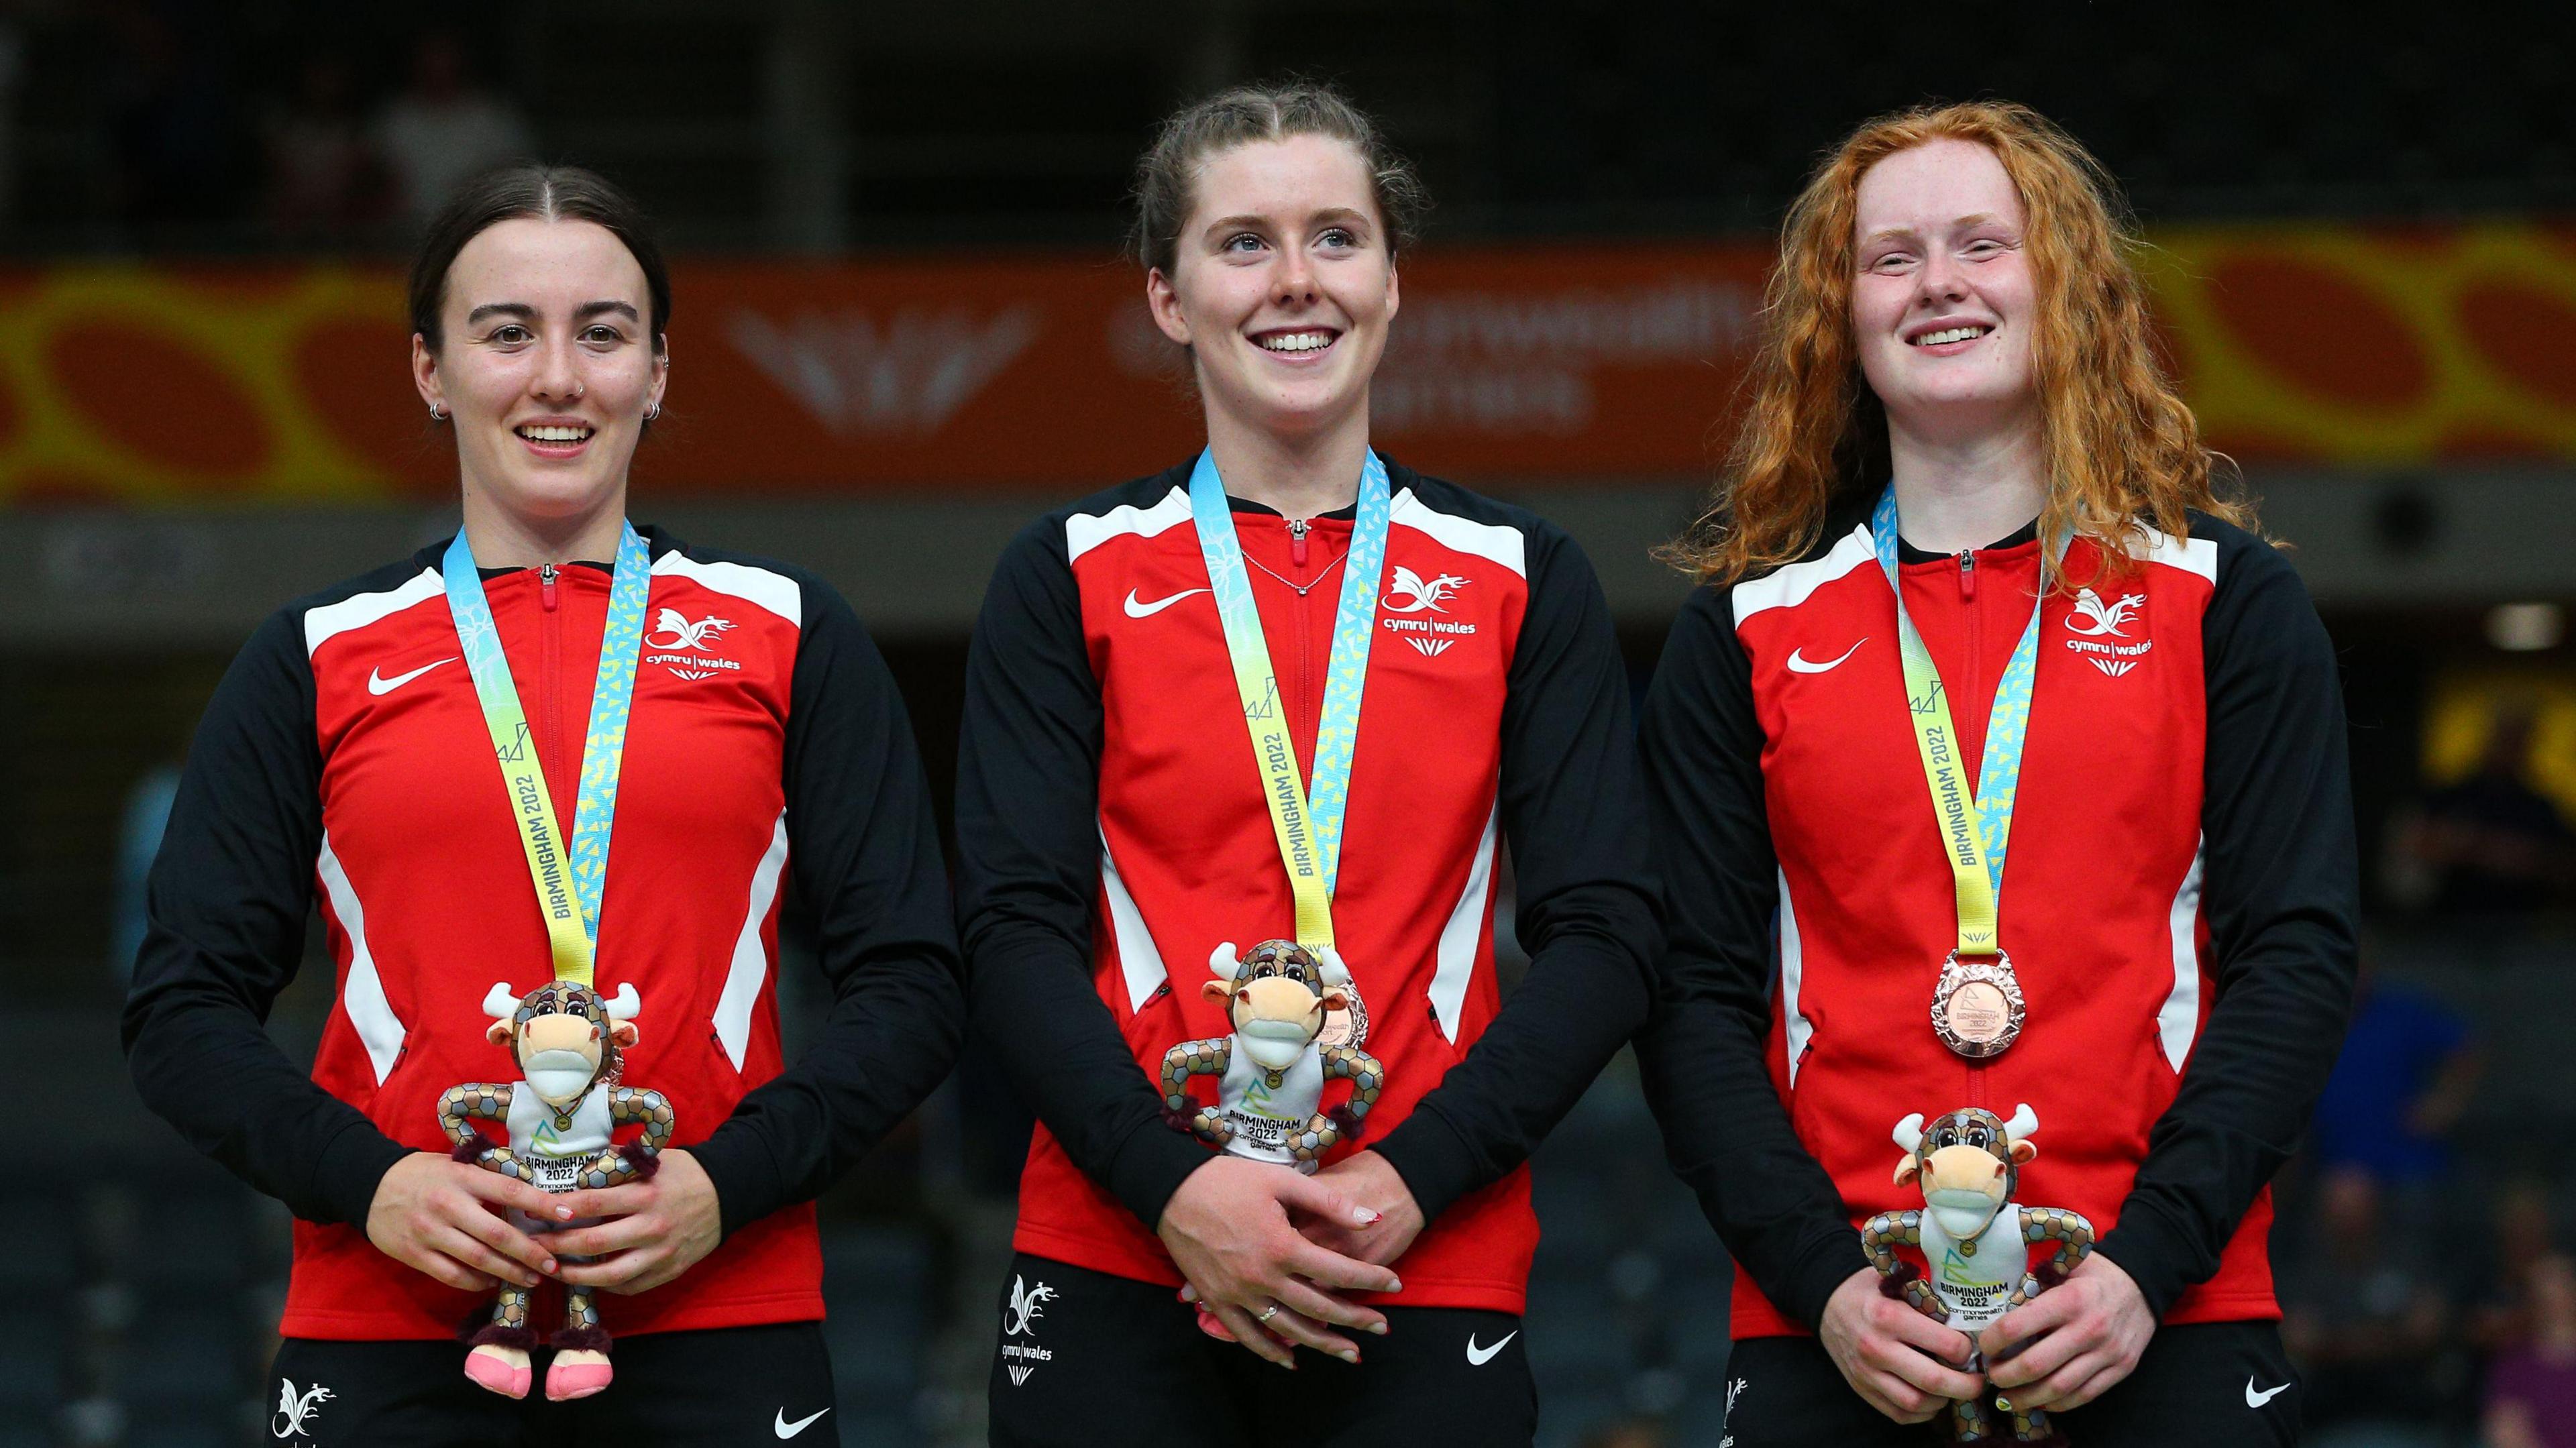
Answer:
[
  {"left": 413, "top": 217, "right": 667, "bottom": 530},
  {"left": 1896, "top": 1107, "right": 2036, "bottom": 1239},
  {"left": 482, "top": 981, "right": 641, "bottom": 1109},
  {"left": 1850, "top": 138, "right": 2037, "bottom": 438},
  {"left": 1146, "top": 133, "right": 1399, "bottom": 445},
  {"left": 1201, "top": 940, "right": 1346, "bottom": 1072}
]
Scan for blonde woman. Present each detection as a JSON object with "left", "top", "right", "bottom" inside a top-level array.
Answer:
[{"left": 1638, "top": 103, "right": 2355, "bottom": 1445}]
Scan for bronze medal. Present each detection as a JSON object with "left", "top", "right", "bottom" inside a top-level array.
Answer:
[
  {"left": 1318, "top": 979, "right": 1370, "bottom": 1051},
  {"left": 1931, "top": 951, "right": 2025, "bottom": 1058}
]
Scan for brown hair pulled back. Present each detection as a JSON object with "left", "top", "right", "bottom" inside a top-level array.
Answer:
[
  {"left": 1129, "top": 79, "right": 1428, "bottom": 276},
  {"left": 408, "top": 164, "right": 672, "bottom": 355},
  {"left": 1666, "top": 101, "right": 2256, "bottom": 588}
]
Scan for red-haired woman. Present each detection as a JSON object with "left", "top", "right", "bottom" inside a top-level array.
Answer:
[{"left": 1639, "top": 103, "right": 2355, "bottom": 1445}]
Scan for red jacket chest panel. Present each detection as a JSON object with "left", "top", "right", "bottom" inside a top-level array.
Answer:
[
  {"left": 1746, "top": 535, "right": 2210, "bottom": 994},
  {"left": 1080, "top": 502, "right": 1521, "bottom": 959}
]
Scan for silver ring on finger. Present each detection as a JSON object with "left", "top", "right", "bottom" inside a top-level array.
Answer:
[{"left": 1255, "top": 1302, "right": 1281, "bottom": 1323}]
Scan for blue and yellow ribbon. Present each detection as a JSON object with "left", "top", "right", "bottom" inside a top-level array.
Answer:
[
  {"left": 441, "top": 523, "right": 652, "bottom": 986},
  {"left": 1188, "top": 449, "right": 1392, "bottom": 951},
  {"left": 1870, "top": 486, "right": 2057, "bottom": 960}
]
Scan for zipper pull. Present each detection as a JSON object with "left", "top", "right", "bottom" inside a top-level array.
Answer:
[
  {"left": 1287, "top": 518, "right": 1309, "bottom": 567},
  {"left": 540, "top": 562, "right": 559, "bottom": 612},
  {"left": 1957, "top": 549, "right": 1976, "bottom": 602}
]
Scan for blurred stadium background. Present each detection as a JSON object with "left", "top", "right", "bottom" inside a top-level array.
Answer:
[{"left": 5, "top": 3, "right": 2575, "bottom": 1445}]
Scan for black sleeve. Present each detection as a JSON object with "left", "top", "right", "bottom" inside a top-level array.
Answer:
[
  {"left": 687, "top": 579, "right": 969, "bottom": 1237},
  {"left": 2092, "top": 535, "right": 2361, "bottom": 1317},
  {"left": 1371, "top": 526, "right": 1664, "bottom": 1223},
  {"left": 1631, "top": 587, "right": 1864, "bottom": 1332},
  {"left": 953, "top": 522, "right": 1212, "bottom": 1231},
  {"left": 120, "top": 610, "right": 415, "bottom": 1227}
]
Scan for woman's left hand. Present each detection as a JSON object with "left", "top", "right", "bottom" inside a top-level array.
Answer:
[
  {"left": 542, "top": 1149, "right": 724, "bottom": 1296},
  {"left": 1299, "top": 1151, "right": 1426, "bottom": 1267},
  {"left": 1178, "top": 1150, "right": 1423, "bottom": 1362},
  {"left": 1978, "top": 1252, "right": 2155, "bottom": 1414}
]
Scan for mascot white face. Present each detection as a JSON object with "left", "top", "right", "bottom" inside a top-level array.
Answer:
[
  {"left": 482, "top": 981, "right": 643, "bottom": 1109},
  {"left": 1892, "top": 1104, "right": 2041, "bottom": 1241},
  {"left": 1204, "top": 941, "right": 1350, "bottom": 1073}
]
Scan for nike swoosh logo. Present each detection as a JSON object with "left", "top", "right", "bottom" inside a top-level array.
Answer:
[
  {"left": 1465, "top": 1330, "right": 1517, "bottom": 1366},
  {"left": 367, "top": 657, "right": 457, "bottom": 695},
  {"left": 775, "top": 1406, "right": 831, "bottom": 1438},
  {"left": 1786, "top": 639, "right": 1866, "bottom": 674},
  {"left": 1124, "top": 588, "right": 1209, "bottom": 618},
  {"left": 2245, "top": 1377, "right": 2291, "bottom": 1408}
]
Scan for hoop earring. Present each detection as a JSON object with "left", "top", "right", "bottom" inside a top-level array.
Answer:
[
  {"left": 428, "top": 402, "right": 445, "bottom": 422},
  {"left": 645, "top": 401, "right": 662, "bottom": 423}
]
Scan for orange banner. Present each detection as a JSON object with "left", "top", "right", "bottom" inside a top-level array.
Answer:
[
  {"left": 2150, "top": 225, "right": 2576, "bottom": 462},
  {"left": 3, "top": 224, "right": 2570, "bottom": 504}
]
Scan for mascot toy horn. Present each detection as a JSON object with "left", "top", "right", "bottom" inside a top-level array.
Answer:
[
  {"left": 441, "top": 979, "right": 674, "bottom": 1403},
  {"left": 1863, "top": 1104, "right": 2095, "bottom": 1445},
  {"left": 1161, "top": 940, "right": 1384, "bottom": 1172}
]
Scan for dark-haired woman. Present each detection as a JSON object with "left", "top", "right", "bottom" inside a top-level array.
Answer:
[
  {"left": 1637, "top": 104, "right": 2356, "bottom": 1445},
  {"left": 122, "top": 165, "right": 962, "bottom": 1440},
  {"left": 957, "top": 83, "right": 1661, "bottom": 1446}
]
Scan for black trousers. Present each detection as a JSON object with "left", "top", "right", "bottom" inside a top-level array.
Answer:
[
  {"left": 267, "top": 1321, "right": 839, "bottom": 1447},
  {"left": 1717, "top": 1320, "right": 2302, "bottom": 1447},
  {"left": 986, "top": 1252, "right": 1540, "bottom": 1447}
]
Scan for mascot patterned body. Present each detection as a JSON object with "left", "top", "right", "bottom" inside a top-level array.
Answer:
[
  {"left": 1863, "top": 1105, "right": 2096, "bottom": 1445},
  {"left": 440, "top": 979, "right": 674, "bottom": 1403},
  {"left": 1161, "top": 940, "right": 1385, "bottom": 1172},
  {"left": 1159, "top": 940, "right": 1389, "bottom": 1344}
]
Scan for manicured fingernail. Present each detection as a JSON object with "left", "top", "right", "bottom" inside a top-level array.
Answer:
[
  {"left": 1338, "top": 1349, "right": 1359, "bottom": 1364},
  {"left": 542, "top": 1259, "right": 557, "bottom": 1273},
  {"left": 1386, "top": 1278, "right": 1402, "bottom": 1292},
  {"left": 555, "top": 1207, "right": 573, "bottom": 1219},
  {"left": 1368, "top": 1322, "right": 1388, "bottom": 1335}
]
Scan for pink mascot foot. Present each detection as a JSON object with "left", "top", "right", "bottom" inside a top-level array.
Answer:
[
  {"left": 545, "top": 1353, "right": 614, "bottom": 1401},
  {"left": 464, "top": 1345, "right": 532, "bottom": 1400}
]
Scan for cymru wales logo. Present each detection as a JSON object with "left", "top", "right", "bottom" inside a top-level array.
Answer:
[
  {"left": 272, "top": 1379, "right": 333, "bottom": 1439},
  {"left": 2065, "top": 588, "right": 2144, "bottom": 638},
  {"left": 645, "top": 609, "right": 737, "bottom": 651},
  {"left": 1383, "top": 566, "right": 1468, "bottom": 614}
]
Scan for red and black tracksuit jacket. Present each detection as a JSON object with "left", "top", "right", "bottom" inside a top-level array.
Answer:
[
  {"left": 955, "top": 458, "right": 1663, "bottom": 1313},
  {"left": 121, "top": 528, "right": 963, "bottom": 1340},
  {"left": 1637, "top": 500, "right": 2359, "bottom": 1339}
]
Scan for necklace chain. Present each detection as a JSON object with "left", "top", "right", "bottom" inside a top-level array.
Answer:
[{"left": 1241, "top": 547, "right": 1349, "bottom": 598}]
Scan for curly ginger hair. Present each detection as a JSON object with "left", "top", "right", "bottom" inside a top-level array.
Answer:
[{"left": 1667, "top": 101, "right": 2256, "bottom": 587}]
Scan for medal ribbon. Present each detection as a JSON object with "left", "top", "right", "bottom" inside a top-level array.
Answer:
[
  {"left": 1870, "top": 486, "right": 2057, "bottom": 960},
  {"left": 1188, "top": 447, "right": 1393, "bottom": 952},
  {"left": 441, "top": 522, "right": 653, "bottom": 987}
]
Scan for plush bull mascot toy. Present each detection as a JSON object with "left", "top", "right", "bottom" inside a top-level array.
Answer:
[
  {"left": 440, "top": 979, "right": 674, "bottom": 1402},
  {"left": 1864, "top": 1105, "right": 2095, "bottom": 1445},
  {"left": 1161, "top": 940, "right": 1385, "bottom": 1172}
]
